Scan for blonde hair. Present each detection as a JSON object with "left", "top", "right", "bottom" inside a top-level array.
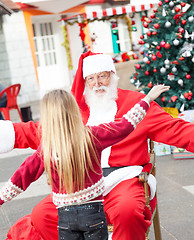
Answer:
[{"left": 40, "top": 89, "right": 98, "bottom": 193}]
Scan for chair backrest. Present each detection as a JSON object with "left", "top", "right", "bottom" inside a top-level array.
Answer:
[{"left": 0, "top": 84, "right": 21, "bottom": 109}]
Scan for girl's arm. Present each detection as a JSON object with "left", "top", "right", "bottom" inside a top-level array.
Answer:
[
  {"left": 0, "top": 145, "right": 44, "bottom": 205},
  {"left": 92, "top": 85, "right": 170, "bottom": 150},
  {"left": 0, "top": 120, "right": 41, "bottom": 153}
]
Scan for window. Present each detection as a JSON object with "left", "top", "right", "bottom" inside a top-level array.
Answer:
[{"left": 32, "top": 22, "right": 57, "bottom": 67}]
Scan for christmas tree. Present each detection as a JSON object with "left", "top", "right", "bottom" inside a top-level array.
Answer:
[{"left": 131, "top": 0, "right": 194, "bottom": 111}]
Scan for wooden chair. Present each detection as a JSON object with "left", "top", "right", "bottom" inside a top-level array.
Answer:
[
  {"left": 108, "top": 140, "right": 162, "bottom": 240},
  {"left": 0, "top": 84, "right": 23, "bottom": 121}
]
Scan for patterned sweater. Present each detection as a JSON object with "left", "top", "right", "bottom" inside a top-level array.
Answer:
[{"left": 0, "top": 100, "right": 149, "bottom": 207}]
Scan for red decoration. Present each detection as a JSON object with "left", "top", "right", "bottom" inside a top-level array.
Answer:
[
  {"left": 171, "top": 96, "right": 177, "bottom": 102},
  {"left": 179, "top": 56, "right": 184, "bottom": 61},
  {"left": 147, "top": 82, "right": 153, "bottom": 88},
  {"left": 181, "top": 2, "right": 186, "bottom": 7},
  {"left": 156, "top": 51, "right": 162, "bottom": 58},
  {"left": 147, "top": 31, "right": 152, "bottom": 37},
  {"left": 156, "top": 45, "right": 161, "bottom": 50},
  {"left": 161, "top": 96, "right": 165, "bottom": 102},
  {"left": 150, "top": 14, "right": 155, "bottom": 19},
  {"left": 147, "top": 19, "right": 152, "bottom": 23},
  {"left": 143, "top": 22, "right": 149, "bottom": 28},
  {"left": 140, "top": 51, "right": 144, "bottom": 55},
  {"left": 164, "top": 43, "right": 171, "bottom": 49},
  {"left": 158, "top": 1, "right": 163, "bottom": 6},
  {"left": 189, "top": 91, "right": 193, "bottom": 97},
  {"left": 152, "top": 31, "right": 157, "bottom": 35},
  {"left": 179, "top": 27, "right": 184, "bottom": 33},
  {"left": 160, "top": 41, "right": 166, "bottom": 47},
  {"left": 175, "top": 7, "right": 180, "bottom": 12},
  {"left": 151, "top": 55, "right": 157, "bottom": 61},
  {"left": 154, "top": 23, "right": 160, "bottom": 29},
  {"left": 135, "top": 64, "right": 141, "bottom": 69},
  {"left": 184, "top": 92, "right": 189, "bottom": 99},
  {"left": 140, "top": 35, "right": 144, "bottom": 39},
  {"left": 153, "top": 9, "right": 158, "bottom": 13},
  {"left": 153, "top": 68, "right": 157, "bottom": 73},
  {"left": 121, "top": 52, "right": 130, "bottom": 62},
  {"left": 186, "top": 74, "right": 191, "bottom": 79},
  {"left": 165, "top": 0, "right": 169, "bottom": 2},
  {"left": 78, "top": 23, "right": 87, "bottom": 42},
  {"left": 147, "top": 61, "right": 151, "bottom": 64},
  {"left": 181, "top": 20, "right": 187, "bottom": 25},
  {"left": 145, "top": 71, "right": 150, "bottom": 76},
  {"left": 188, "top": 96, "right": 192, "bottom": 101}
]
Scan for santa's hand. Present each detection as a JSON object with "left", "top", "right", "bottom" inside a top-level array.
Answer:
[{"left": 144, "top": 85, "right": 170, "bottom": 103}]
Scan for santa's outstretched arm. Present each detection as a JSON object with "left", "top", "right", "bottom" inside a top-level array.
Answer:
[{"left": 0, "top": 120, "right": 40, "bottom": 153}]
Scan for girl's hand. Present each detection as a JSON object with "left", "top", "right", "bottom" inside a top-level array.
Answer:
[{"left": 143, "top": 85, "right": 170, "bottom": 103}]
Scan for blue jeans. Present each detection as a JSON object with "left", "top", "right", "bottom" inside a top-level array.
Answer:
[
  {"left": 0, "top": 98, "right": 7, "bottom": 120},
  {"left": 58, "top": 202, "right": 108, "bottom": 240}
]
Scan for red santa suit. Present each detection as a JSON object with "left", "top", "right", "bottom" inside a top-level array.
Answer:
[{"left": 1, "top": 52, "right": 194, "bottom": 240}]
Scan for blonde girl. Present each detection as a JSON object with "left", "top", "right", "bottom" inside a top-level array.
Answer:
[{"left": 0, "top": 85, "right": 169, "bottom": 240}]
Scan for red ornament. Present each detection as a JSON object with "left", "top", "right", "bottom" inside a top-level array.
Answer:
[
  {"left": 154, "top": 23, "right": 160, "bottom": 29},
  {"left": 135, "top": 64, "right": 141, "bottom": 69},
  {"left": 179, "top": 56, "right": 184, "bottom": 61},
  {"left": 156, "top": 51, "right": 162, "bottom": 58},
  {"left": 175, "top": 7, "right": 180, "bottom": 12},
  {"left": 139, "top": 40, "right": 145, "bottom": 44},
  {"left": 186, "top": 74, "right": 191, "bottom": 79},
  {"left": 152, "top": 31, "right": 157, "bottom": 35},
  {"left": 179, "top": 27, "right": 184, "bottom": 33},
  {"left": 147, "top": 31, "right": 152, "bottom": 37},
  {"left": 151, "top": 55, "right": 157, "bottom": 61},
  {"left": 164, "top": 43, "right": 171, "bottom": 49},
  {"left": 147, "top": 19, "right": 152, "bottom": 23},
  {"left": 188, "top": 96, "right": 192, "bottom": 101},
  {"left": 140, "top": 51, "right": 144, "bottom": 55},
  {"left": 147, "top": 61, "right": 151, "bottom": 64},
  {"left": 181, "top": 2, "right": 186, "bottom": 7},
  {"left": 145, "top": 71, "right": 150, "bottom": 76},
  {"left": 143, "top": 22, "right": 149, "bottom": 28},
  {"left": 156, "top": 45, "right": 161, "bottom": 50},
  {"left": 158, "top": 1, "right": 163, "bottom": 6},
  {"left": 150, "top": 14, "right": 155, "bottom": 19},
  {"left": 165, "top": 0, "right": 169, "bottom": 2},
  {"left": 140, "top": 35, "right": 144, "bottom": 39},
  {"left": 161, "top": 96, "right": 165, "bottom": 102},
  {"left": 153, "top": 68, "right": 157, "bottom": 73},
  {"left": 181, "top": 20, "right": 187, "bottom": 25},
  {"left": 171, "top": 96, "right": 177, "bottom": 102},
  {"left": 184, "top": 92, "right": 189, "bottom": 99},
  {"left": 189, "top": 91, "right": 193, "bottom": 97},
  {"left": 160, "top": 41, "right": 166, "bottom": 47},
  {"left": 147, "top": 82, "right": 153, "bottom": 88},
  {"left": 153, "top": 9, "right": 158, "bottom": 13}
]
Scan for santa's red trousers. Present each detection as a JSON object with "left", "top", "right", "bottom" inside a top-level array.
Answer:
[{"left": 7, "top": 178, "right": 151, "bottom": 240}]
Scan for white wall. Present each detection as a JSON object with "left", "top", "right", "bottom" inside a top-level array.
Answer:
[{"left": 3, "top": 12, "right": 40, "bottom": 104}]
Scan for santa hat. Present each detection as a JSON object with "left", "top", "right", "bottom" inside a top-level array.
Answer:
[{"left": 71, "top": 51, "right": 116, "bottom": 107}]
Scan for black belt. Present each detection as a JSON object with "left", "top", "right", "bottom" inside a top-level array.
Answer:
[{"left": 102, "top": 167, "right": 123, "bottom": 177}]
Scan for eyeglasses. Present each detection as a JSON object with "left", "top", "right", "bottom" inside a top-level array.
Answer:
[{"left": 86, "top": 72, "right": 110, "bottom": 83}]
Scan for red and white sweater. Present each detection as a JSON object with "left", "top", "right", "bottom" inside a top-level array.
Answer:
[{"left": 0, "top": 100, "right": 149, "bottom": 207}]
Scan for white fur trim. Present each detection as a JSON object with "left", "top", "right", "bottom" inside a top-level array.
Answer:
[
  {"left": 0, "top": 120, "right": 15, "bottom": 153},
  {"left": 83, "top": 54, "right": 116, "bottom": 78},
  {"left": 103, "top": 166, "right": 156, "bottom": 200},
  {"left": 53, "top": 178, "right": 105, "bottom": 207},
  {"left": 0, "top": 179, "right": 23, "bottom": 203}
]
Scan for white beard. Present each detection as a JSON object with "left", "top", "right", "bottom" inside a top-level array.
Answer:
[{"left": 85, "top": 73, "right": 118, "bottom": 125}]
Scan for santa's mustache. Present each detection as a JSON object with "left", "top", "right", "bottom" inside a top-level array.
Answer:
[{"left": 92, "top": 85, "right": 108, "bottom": 93}]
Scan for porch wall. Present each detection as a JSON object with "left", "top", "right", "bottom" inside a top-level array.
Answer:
[{"left": 2, "top": 12, "right": 40, "bottom": 105}]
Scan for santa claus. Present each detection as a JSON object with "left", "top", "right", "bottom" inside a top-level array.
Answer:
[{"left": 0, "top": 51, "right": 194, "bottom": 240}]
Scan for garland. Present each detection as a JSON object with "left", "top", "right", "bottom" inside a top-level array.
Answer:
[{"left": 61, "top": 24, "right": 73, "bottom": 70}]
